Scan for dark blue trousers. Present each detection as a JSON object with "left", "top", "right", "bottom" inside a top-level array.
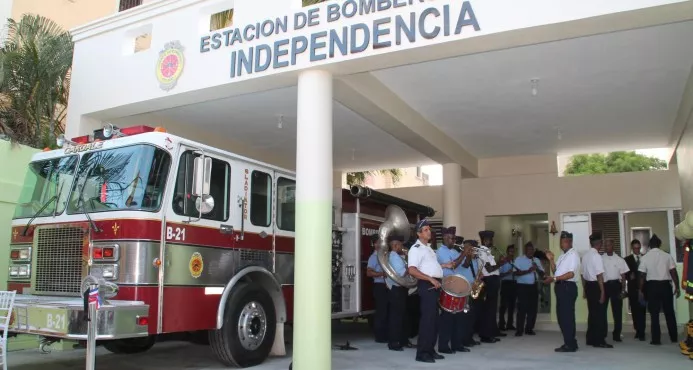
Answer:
[
  {"left": 417, "top": 279, "right": 440, "bottom": 358},
  {"left": 555, "top": 281, "right": 578, "bottom": 349}
]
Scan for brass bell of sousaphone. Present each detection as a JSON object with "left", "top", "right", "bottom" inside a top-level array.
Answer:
[{"left": 376, "top": 205, "right": 418, "bottom": 292}]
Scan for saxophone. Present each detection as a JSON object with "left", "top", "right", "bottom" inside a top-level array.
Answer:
[{"left": 470, "top": 256, "right": 485, "bottom": 299}]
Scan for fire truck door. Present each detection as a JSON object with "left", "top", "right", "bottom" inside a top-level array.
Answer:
[
  {"left": 161, "top": 147, "right": 235, "bottom": 333},
  {"left": 237, "top": 165, "right": 275, "bottom": 259}
]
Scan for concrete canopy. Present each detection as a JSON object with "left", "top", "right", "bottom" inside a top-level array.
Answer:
[{"left": 68, "top": 0, "right": 693, "bottom": 175}]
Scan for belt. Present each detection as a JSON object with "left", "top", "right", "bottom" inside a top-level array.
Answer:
[
  {"left": 556, "top": 281, "right": 576, "bottom": 285},
  {"left": 585, "top": 280, "right": 599, "bottom": 284},
  {"left": 606, "top": 280, "right": 621, "bottom": 283}
]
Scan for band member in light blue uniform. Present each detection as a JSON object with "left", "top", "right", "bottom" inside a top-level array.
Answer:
[
  {"left": 436, "top": 227, "right": 471, "bottom": 354},
  {"left": 498, "top": 244, "right": 517, "bottom": 331},
  {"left": 386, "top": 235, "right": 411, "bottom": 351},
  {"left": 513, "top": 242, "right": 544, "bottom": 336},
  {"left": 367, "top": 234, "right": 388, "bottom": 343}
]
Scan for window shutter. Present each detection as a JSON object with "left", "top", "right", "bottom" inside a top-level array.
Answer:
[{"left": 590, "top": 212, "right": 621, "bottom": 255}]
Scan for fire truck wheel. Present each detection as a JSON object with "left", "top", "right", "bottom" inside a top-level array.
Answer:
[
  {"left": 102, "top": 336, "right": 156, "bottom": 354},
  {"left": 209, "top": 283, "right": 276, "bottom": 368}
]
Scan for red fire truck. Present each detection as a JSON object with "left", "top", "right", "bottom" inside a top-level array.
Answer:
[{"left": 6, "top": 124, "right": 435, "bottom": 367}]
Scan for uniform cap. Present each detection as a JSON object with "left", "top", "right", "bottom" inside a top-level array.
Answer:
[
  {"left": 415, "top": 219, "right": 430, "bottom": 232},
  {"left": 442, "top": 226, "right": 456, "bottom": 236},
  {"left": 479, "top": 230, "right": 495, "bottom": 240},
  {"left": 589, "top": 231, "right": 603, "bottom": 242},
  {"left": 560, "top": 231, "right": 573, "bottom": 240},
  {"left": 649, "top": 234, "right": 662, "bottom": 248}
]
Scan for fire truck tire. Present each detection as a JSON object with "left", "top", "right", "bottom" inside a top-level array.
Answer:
[
  {"left": 209, "top": 283, "right": 276, "bottom": 368},
  {"left": 102, "top": 336, "right": 156, "bottom": 354}
]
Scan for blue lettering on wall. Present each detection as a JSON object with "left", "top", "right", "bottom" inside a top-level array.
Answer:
[{"left": 212, "top": 1, "right": 481, "bottom": 78}]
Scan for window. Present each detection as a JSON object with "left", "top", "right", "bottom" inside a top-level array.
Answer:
[
  {"left": 172, "top": 151, "right": 230, "bottom": 222},
  {"left": 14, "top": 155, "right": 78, "bottom": 219},
  {"left": 277, "top": 177, "right": 295, "bottom": 231},
  {"left": 67, "top": 145, "right": 171, "bottom": 214},
  {"left": 250, "top": 171, "right": 272, "bottom": 227}
]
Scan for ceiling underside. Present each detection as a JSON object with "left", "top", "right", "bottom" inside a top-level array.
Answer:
[{"left": 115, "top": 21, "right": 693, "bottom": 171}]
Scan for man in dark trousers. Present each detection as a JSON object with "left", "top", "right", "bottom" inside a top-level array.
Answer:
[
  {"left": 638, "top": 234, "right": 680, "bottom": 345},
  {"left": 366, "top": 234, "right": 388, "bottom": 343},
  {"left": 582, "top": 231, "right": 612, "bottom": 348},
  {"left": 624, "top": 239, "right": 646, "bottom": 341},
  {"left": 407, "top": 219, "right": 445, "bottom": 363},
  {"left": 543, "top": 231, "right": 580, "bottom": 352},
  {"left": 498, "top": 245, "right": 517, "bottom": 332},
  {"left": 478, "top": 230, "right": 505, "bottom": 343}
]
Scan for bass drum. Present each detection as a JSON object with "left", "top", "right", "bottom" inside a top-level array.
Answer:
[{"left": 438, "top": 275, "right": 471, "bottom": 314}]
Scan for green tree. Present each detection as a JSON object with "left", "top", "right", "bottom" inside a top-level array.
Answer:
[
  {"left": 565, "top": 151, "right": 667, "bottom": 175},
  {"left": 346, "top": 169, "right": 403, "bottom": 186},
  {"left": 0, "top": 14, "right": 73, "bottom": 148}
]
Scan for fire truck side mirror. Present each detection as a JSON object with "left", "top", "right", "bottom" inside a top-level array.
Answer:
[{"left": 192, "top": 156, "right": 212, "bottom": 197}]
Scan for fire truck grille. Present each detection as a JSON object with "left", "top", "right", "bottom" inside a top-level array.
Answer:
[{"left": 34, "top": 227, "right": 85, "bottom": 296}]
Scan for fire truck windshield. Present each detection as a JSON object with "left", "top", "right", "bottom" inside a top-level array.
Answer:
[
  {"left": 66, "top": 144, "right": 171, "bottom": 214},
  {"left": 13, "top": 155, "right": 79, "bottom": 219}
]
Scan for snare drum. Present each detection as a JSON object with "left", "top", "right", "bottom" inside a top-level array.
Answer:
[{"left": 439, "top": 275, "right": 472, "bottom": 314}]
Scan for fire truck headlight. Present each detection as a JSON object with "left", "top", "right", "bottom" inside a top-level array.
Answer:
[
  {"left": 99, "top": 264, "right": 118, "bottom": 280},
  {"left": 56, "top": 134, "right": 66, "bottom": 147},
  {"left": 18, "top": 265, "right": 29, "bottom": 276},
  {"left": 9, "top": 266, "right": 18, "bottom": 277}
]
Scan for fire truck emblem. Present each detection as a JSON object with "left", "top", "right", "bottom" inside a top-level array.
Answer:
[
  {"left": 156, "top": 40, "right": 185, "bottom": 92},
  {"left": 189, "top": 252, "right": 204, "bottom": 278},
  {"left": 12, "top": 229, "right": 18, "bottom": 241},
  {"left": 112, "top": 222, "right": 120, "bottom": 236}
]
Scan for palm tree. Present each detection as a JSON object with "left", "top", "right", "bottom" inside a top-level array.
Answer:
[
  {"left": 0, "top": 14, "right": 73, "bottom": 148},
  {"left": 346, "top": 169, "right": 403, "bottom": 186}
]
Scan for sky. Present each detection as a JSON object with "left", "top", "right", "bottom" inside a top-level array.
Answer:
[{"left": 420, "top": 148, "right": 672, "bottom": 186}]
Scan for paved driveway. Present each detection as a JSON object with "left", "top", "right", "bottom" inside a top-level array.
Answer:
[{"left": 7, "top": 323, "right": 692, "bottom": 370}]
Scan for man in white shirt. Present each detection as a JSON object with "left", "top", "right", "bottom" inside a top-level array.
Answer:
[
  {"left": 407, "top": 219, "right": 444, "bottom": 363},
  {"left": 478, "top": 230, "right": 505, "bottom": 343},
  {"left": 638, "top": 234, "right": 680, "bottom": 345},
  {"left": 601, "top": 239, "right": 629, "bottom": 342},
  {"left": 582, "top": 231, "right": 612, "bottom": 348},
  {"left": 543, "top": 231, "right": 580, "bottom": 352}
]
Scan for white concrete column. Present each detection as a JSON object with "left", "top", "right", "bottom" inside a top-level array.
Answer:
[
  {"left": 293, "top": 70, "right": 333, "bottom": 370},
  {"left": 443, "top": 163, "right": 462, "bottom": 227}
]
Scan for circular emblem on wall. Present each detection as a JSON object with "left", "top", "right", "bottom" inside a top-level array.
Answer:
[
  {"left": 189, "top": 252, "right": 204, "bottom": 279},
  {"left": 156, "top": 40, "right": 185, "bottom": 91}
]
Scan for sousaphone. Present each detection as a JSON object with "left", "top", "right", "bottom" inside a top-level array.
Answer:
[{"left": 376, "top": 205, "right": 418, "bottom": 292}]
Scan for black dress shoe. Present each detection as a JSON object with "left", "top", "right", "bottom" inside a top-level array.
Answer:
[
  {"left": 416, "top": 355, "right": 435, "bottom": 363},
  {"left": 555, "top": 346, "right": 577, "bottom": 353},
  {"left": 593, "top": 343, "right": 613, "bottom": 348},
  {"left": 650, "top": 341, "right": 662, "bottom": 345},
  {"left": 497, "top": 332, "right": 507, "bottom": 337},
  {"left": 431, "top": 352, "right": 444, "bottom": 360},
  {"left": 506, "top": 325, "right": 517, "bottom": 331},
  {"left": 453, "top": 346, "right": 471, "bottom": 352},
  {"left": 515, "top": 331, "right": 523, "bottom": 337},
  {"left": 525, "top": 330, "right": 536, "bottom": 336},
  {"left": 438, "top": 348, "right": 455, "bottom": 354},
  {"left": 613, "top": 337, "right": 622, "bottom": 342},
  {"left": 481, "top": 337, "right": 498, "bottom": 343},
  {"left": 388, "top": 346, "right": 403, "bottom": 351}
]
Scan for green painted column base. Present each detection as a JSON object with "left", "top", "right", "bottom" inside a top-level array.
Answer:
[{"left": 293, "top": 200, "right": 332, "bottom": 370}]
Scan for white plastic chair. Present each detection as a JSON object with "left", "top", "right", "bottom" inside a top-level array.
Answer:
[{"left": 0, "top": 291, "right": 17, "bottom": 370}]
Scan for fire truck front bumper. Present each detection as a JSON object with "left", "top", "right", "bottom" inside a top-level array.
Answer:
[{"left": 8, "top": 294, "right": 150, "bottom": 340}]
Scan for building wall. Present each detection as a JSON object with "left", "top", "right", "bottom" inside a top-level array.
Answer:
[{"left": 10, "top": 0, "right": 116, "bottom": 30}]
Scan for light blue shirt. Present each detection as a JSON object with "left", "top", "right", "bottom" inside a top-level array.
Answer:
[
  {"left": 386, "top": 252, "right": 407, "bottom": 289},
  {"left": 514, "top": 255, "right": 544, "bottom": 285},
  {"left": 367, "top": 252, "right": 385, "bottom": 284},
  {"left": 436, "top": 244, "right": 464, "bottom": 277},
  {"left": 500, "top": 262, "right": 515, "bottom": 281},
  {"left": 458, "top": 256, "right": 475, "bottom": 284}
]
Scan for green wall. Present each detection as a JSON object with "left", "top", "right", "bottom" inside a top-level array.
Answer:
[{"left": 0, "top": 141, "right": 40, "bottom": 351}]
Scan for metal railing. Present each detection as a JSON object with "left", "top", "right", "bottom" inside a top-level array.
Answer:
[{"left": 119, "top": 0, "right": 143, "bottom": 12}]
